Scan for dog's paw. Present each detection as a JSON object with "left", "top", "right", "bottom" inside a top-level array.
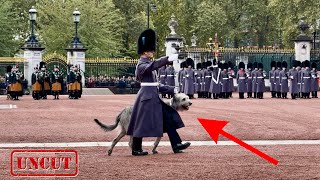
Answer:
[
  {"left": 152, "top": 150, "right": 158, "bottom": 154},
  {"left": 108, "top": 149, "right": 112, "bottom": 156}
]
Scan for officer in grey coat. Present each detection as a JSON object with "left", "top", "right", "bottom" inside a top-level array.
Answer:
[
  {"left": 301, "top": 60, "right": 311, "bottom": 99},
  {"left": 227, "top": 61, "right": 235, "bottom": 98},
  {"left": 296, "top": 61, "right": 302, "bottom": 98},
  {"left": 279, "top": 61, "right": 289, "bottom": 99},
  {"left": 289, "top": 60, "right": 299, "bottom": 99},
  {"left": 209, "top": 59, "right": 222, "bottom": 99},
  {"left": 165, "top": 63, "right": 175, "bottom": 99},
  {"left": 127, "top": 29, "right": 190, "bottom": 156},
  {"left": 311, "top": 62, "right": 319, "bottom": 98},
  {"left": 184, "top": 58, "right": 196, "bottom": 99},
  {"left": 274, "top": 61, "right": 282, "bottom": 98},
  {"left": 200, "top": 62, "right": 207, "bottom": 98},
  {"left": 246, "top": 63, "right": 253, "bottom": 98},
  {"left": 178, "top": 62, "right": 186, "bottom": 93},
  {"left": 204, "top": 61, "right": 212, "bottom": 98},
  {"left": 221, "top": 63, "right": 229, "bottom": 98},
  {"left": 252, "top": 62, "right": 258, "bottom": 98},
  {"left": 256, "top": 63, "right": 266, "bottom": 99},
  {"left": 159, "top": 65, "right": 166, "bottom": 98},
  {"left": 236, "top": 62, "right": 247, "bottom": 99},
  {"left": 269, "top": 61, "right": 276, "bottom": 98},
  {"left": 195, "top": 63, "right": 202, "bottom": 98}
]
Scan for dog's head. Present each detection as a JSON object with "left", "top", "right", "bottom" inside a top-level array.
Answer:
[{"left": 170, "top": 93, "right": 192, "bottom": 111}]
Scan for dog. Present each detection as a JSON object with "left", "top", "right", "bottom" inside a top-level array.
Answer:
[{"left": 94, "top": 93, "right": 192, "bottom": 156}]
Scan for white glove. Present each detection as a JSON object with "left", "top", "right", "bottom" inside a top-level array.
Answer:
[
  {"left": 174, "top": 87, "right": 179, "bottom": 94},
  {"left": 168, "top": 54, "right": 179, "bottom": 62}
]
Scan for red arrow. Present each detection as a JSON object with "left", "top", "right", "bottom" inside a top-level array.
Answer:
[{"left": 198, "top": 118, "right": 279, "bottom": 165}]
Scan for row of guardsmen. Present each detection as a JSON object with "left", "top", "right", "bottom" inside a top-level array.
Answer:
[
  {"left": 157, "top": 58, "right": 319, "bottom": 99},
  {"left": 5, "top": 65, "right": 24, "bottom": 100},
  {"left": 31, "top": 62, "right": 82, "bottom": 100}
]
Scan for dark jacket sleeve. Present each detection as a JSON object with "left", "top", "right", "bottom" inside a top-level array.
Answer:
[
  {"left": 159, "top": 85, "right": 174, "bottom": 94},
  {"left": 139, "top": 57, "right": 169, "bottom": 75}
]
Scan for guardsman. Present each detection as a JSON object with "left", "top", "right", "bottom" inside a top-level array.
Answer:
[
  {"left": 227, "top": 61, "right": 235, "bottom": 98},
  {"left": 31, "top": 65, "right": 42, "bottom": 100},
  {"left": 209, "top": 59, "right": 222, "bottom": 99},
  {"left": 67, "top": 65, "right": 76, "bottom": 99},
  {"left": 184, "top": 58, "right": 195, "bottom": 99},
  {"left": 256, "top": 63, "right": 266, "bottom": 99},
  {"left": 252, "top": 62, "right": 258, "bottom": 98},
  {"left": 301, "top": 60, "right": 311, "bottom": 99},
  {"left": 40, "top": 62, "right": 51, "bottom": 99},
  {"left": 158, "top": 65, "right": 166, "bottom": 98},
  {"left": 274, "top": 61, "right": 282, "bottom": 98},
  {"left": 237, "top": 62, "right": 247, "bottom": 99},
  {"left": 311, "top": 62, "right": 319, "bottom": 98},
  {"left": 269, "top": 61, "right": 276, "bottom": 98},
  {"left": 165, "top": 62, "right": 175, "bottom": 99},
  {"left": 246, "top": 63, "right": 253, "bottom": 98},
  {"left": 221, "top": 63, "right": 229, "bottom": 99},
  {"left": 279, "top": 61, "right": 289, "bottom": 99},
  {"left": 298, "top": 62, "right": 304, "bottom": 98},
  {"left": 178, "top": 62, "right": 185, "bottom": 93},
  {"left": 51, "top": 65, "right": 63, "bottom": 100},
  {"left": 5, "top": 66, "right": 12, "bottom": 100},
  {"left": 200, "top": 62, "right": 207, "bottom": 98},
  {"left": 9, "top": 65, "right": 24, "bottom": 100},
  {"left": 75, "top": 65, "right": 82, "bottom": 99},
  {"left": 289, "top": 60, "right": 299, "bottom": 99},
  {"left": 195, "top": 63, "right": 202, "bottom": 98},
  {"left": 204, "top": 61, "right": 212, "bottom": 98}
]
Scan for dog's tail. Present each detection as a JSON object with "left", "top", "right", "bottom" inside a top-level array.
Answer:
[{"left": 94, "top": 113, "right": 121, "bottom": 132}]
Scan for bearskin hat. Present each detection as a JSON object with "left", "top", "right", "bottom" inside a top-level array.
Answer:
[
  {"left": 276, "top": 61, "right": 282, "bottom": 69},
  {"left": 271, "top": 61, "right": 276, "bottom": 68},
  {"left": 247, "top": 62, "right": 252, "bottom": 69},
  {"left": 228, "top": 61, "right": 234, "bottom": 69},
  {"left": 311, "top": 62, "right": 317, "bottom": 69},
  {"left": 186, "top": 58, "right": 194, "bottom": 68},
  {"left": 218, "top": 62, "right": 222, "bottom": 69},
  {"left": 137, "top": 29, "right": 156, "bottom": 55},
  {"left": 304, "top": 60, "right": 310, "bottom": 68},
  {"left": 296, "top": 61, "right": 301, "bottom": 67},
  {"left": 253, "top": 62, "right": 258, "bottom": 69},
  {"left": 202, "top": 62, "right": 207, "bottom": 69},
  {"left": 223, "top": 63, "right": 228, "bottom": 70},
  {"left": 196, "top": 63, "right": 202, "bottom": 69},
  {"left": 282, "top": 61, "right": 287, "bottom": 69},
  {"left": 258, "top": 63, "right": 263, "bottom": 69},
  {"left": 206, "top": 60, "right": 212, "bottom": 67},
  {"left": 238, "top": 62, "right": 245, "bottom": 69},
  {"left": 7, "top": 65, "right": 12, "bottom": 73}
]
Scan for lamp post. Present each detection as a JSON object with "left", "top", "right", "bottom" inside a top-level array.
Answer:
[
  {"left": 25, "top": 6, "right": 40, "bottom": 47},
  {"left": 71, "top": 8, "right": 81, "bottom": 47},
  {"left": 147, "top": 0, "right": 156, "bottom": 28}
]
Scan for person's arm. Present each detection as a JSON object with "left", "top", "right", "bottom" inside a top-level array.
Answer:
[{"left": 139, "top": 57, "right": 169, "bottom": 75}]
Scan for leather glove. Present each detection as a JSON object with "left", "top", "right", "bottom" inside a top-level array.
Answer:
[{"left": 168, "top": 54, "right": 179, "bottom": 62}]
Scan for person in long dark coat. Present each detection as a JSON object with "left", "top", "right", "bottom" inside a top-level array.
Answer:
[
  {"left": 127, "top": 29, "right": 190, "bottom": 156},
  {"left": 218, "top": 62, "right": 223, "bottom": 98},
  {"left": 195, "top": 63, "right": 202, "bottom": 98},
  {"left": 178, "top": 62, "right": 186, "bottom": 93},
  {"left": 289, "top": 60, "right": 299, "bottom": 99},
  {"left": 209, "top": 59, "right": 222, "bottom": 99},
  {"left": 227, "top": 61, "right": 235, "bottom": 98},
  {"left": 204, "top": 61, "right": 212, "bottom": 98},
  {"left": 256, "top": 63, "right": 266, "bottom": 99},
  {"left": 165, "top": 63, "right": 175, "bottom": 99},
  {"left": 237, "top": 62, "right": 247, "bottom": 99},
  {"left": 246, "top": 62, "right": 253, "bottom": 98},
  {"left": 298, "top": 62, "right": 304, "bottom": 98},
  {"left": 311, "top": 62, "right": 319, "bottom": 98},
  {"left": 5, "top": 65, "right": 13, "bottom": 100},
  {"left": 301, "top": 60, "right": 311, "bottom": 99},
  {"left": 279, "top": 61, "right": 289, "bottom": 99},
  {"left": 269, "top": 61, "right": 276, "bottom": 98},
  {"left": 184, "top": 58, "right": 196, "bottom": 98},
  {"left": 252, "top": 62, "right": 258, "bottom": 98},
  {"left": 158, "top": 65, "right": 166, "bottom": 98},
  {"left": 274, "top": 61, "right": 282, "bottom": 98},
  {"left": 200, "top": 62, "right": 207, "bottom": 98},
  {"left": 221, "top": 63, "right": 229, "bottom": 99}
]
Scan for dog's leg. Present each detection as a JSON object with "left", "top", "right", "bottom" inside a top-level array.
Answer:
[
  {"left": 108, "top": 130, "right": 126, "bottom": 156},
  {"left": 152, "top": 137, "right": 161, "bottom": 154},
  {"left": 129, "top": 136, "right": 133, "bottom": 149}
]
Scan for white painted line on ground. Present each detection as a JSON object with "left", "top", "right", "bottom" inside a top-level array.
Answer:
[
  {"left": 0, "top": 104, "right": 17, "bottom": 109},
  {"left": 0, "top": 140, "right": 319, "bottom": 148}
]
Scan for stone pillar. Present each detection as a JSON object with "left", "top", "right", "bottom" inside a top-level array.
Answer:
[
  {"left": 294, "top": 20, "right": 313, "bottom": 62},
  {"left": 65, "top": 48, "right": 87, "bottom": 86},
  {"left": 22, "top": 48, "right": 44, "bottom": 86}
]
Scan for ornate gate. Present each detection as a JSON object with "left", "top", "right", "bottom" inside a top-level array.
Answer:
[{"left": 43, "top": 52, "right": 68, "bottom": 76}]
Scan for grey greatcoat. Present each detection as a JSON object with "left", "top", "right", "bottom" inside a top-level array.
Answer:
[
  {"left": 165, "top": 66, "right": 175, "bottom": 86},
  {"left": 274, "top": 69, "right": 281, "bottom": 92},
  {"left": 251, "top": 70, "right": 258, "bottom": 92},
  {"left": 301, "top": 69, "right": 311, "bottom": 93},
  {"left": 204, "top": 69, "right": 211, "bottom": 92},
  {"left": 127, "top": 57, "right": 184, "bottom": 137},
  {"left": 269, "top": 70, "right": 276, "bottom": 91},
  {"left": 311, "top": 70, "right": 319, "bottom": 92},
  {"left": 184, "top": 68, "right": 196, "bottom": 95},
  {"left": 279, "top": 69, "right": 289, "bottom": 93},
  {"left": 195, "top": 70, "right": 202, "bottom": 92},
  {"left": 298, "top": 69, "right": 303, "bottom": 93},
  {"left": 209, "top": 66, "right": 222, "bottom": 94},
  {"left": 236, "top": 70, "right": 247, "bottom": 92},
  {"left": 221, "top": 70, "right": 229, "bottom": 92},
  {"left": 228, "top": 70, "right": 235, "bottom": 93},
  {"left": 158, "top": 66, "right": 166, "bottom": 85},
  {"left": 246, "top": 70, "right": 253, "bottom": 93},
  {"left": 178, "top": 69, "right": 185, "bottom": 93},
  {"left": 256, "top": 70, "right": 265, "bottom": 92},
  {"left": 200, "top": 69, "right": 206, "bottom": 92},
  {"left": 288, "top": 69, "right": 299, "bottom": 94}
]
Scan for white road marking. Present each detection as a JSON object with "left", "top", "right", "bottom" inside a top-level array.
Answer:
[
  {"left": 0, "top": 104, "right": 17, "bottom": 109},
  {"left": 0, "top": 140, "right": 319, "bottom": 148}
]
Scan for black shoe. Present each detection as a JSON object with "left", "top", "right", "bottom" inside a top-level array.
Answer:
[
  {"left": 132, "top": 150, "right": 148, "bottom": 156},
  {"left": 173, "top": 142, "right": 191, "bottom": 153}
]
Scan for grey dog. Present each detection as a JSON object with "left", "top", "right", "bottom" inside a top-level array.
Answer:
[{"left": 94, "top": 93, "right": 192, "bottom": 156}]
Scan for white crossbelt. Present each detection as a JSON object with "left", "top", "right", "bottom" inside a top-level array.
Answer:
[
  {"left": 223, "top": 78, "right": 228, "bottom": 80},
  {"left": 160, "top": 75, "right": 165, "bottom": 77},
  {"left": 276, "top": 77, "right": 280, "bottom": 78},
  {"left": 248, "top": 77, "right": 252, "bottom": 79},
  {"left": 140, "top": 82, "right": 159, "bottom": 86}
]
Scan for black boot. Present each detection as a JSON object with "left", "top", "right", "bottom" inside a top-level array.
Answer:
[
  {"left": 253, "top": 92, "right": 256, "bottom": 98},
  {"left": 132, "top": 137, "right": 148, "bottom": 156},
  {"left": 315, "top": 91, "right": 318, "bottom": 98}
]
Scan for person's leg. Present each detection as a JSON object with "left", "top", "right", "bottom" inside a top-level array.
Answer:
[{"left": 132, "top": 137, "right": 148, "bottom": 156}]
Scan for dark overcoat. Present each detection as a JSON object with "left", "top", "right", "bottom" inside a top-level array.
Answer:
[
  {"left": 127, "top": 57, "right": 184, "bottom": 137},
  {"left": 158, "top": 66, "right": 166, "bottom": 85},
  {"left": 274, "top": 69, "right": 281, "bottom": 92},
  {"left": 178, "top": 69, "right": 185, "bottom": 93},
  {"left": 256, "top": 70, "right": 265, "bottom": 92},
  {"left": 228, "top": 70, "right": 235, "bottom": 92},
  {"left": 195, "top": 70, "right": 202, "bottom": 92},
  {"left": 311, "top": 70, "right": 319, "bottom": 92},
  {"left": 301, "top": 69, "right": 311, "bottom": 93},
  {"left": 269, "top": 70, "right": 276, "bottom": 91},
  {"left": 246, "top": 70, "right": 253, "bottom": 93},
  {"left": 209, "top": 67, "right": 222, "bottom": 94},
  {"left": 279, "top": 70, "right": 289, "bottom": 93},
  {"left": 184, "top": 68, "right": 195, "bottom": 95},
  {"left": 221, "top": 70, "right": 229, "bottom": 92},
  {"left": 204, "top": 69, "right": 211, "bottom": 92},
  {"left": 165, "top": 66, "right": 175, "bottom": 86},
  {"left": 236, "top": 70, "right": 247, "bottom": 93},
  {"left": 289, "top": 69, "right": 299, "bottom": 94}
]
